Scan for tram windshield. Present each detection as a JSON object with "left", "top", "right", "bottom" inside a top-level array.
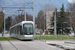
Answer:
[{"left": 23, "top": 23, "right": 34, "bottom": 34}]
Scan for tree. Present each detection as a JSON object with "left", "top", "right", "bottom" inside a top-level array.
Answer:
[
  {"left": 0, "top": 11, "right": 4, "bottom": 32},
  {"left": 11, "top": 13, "right": 33, "bottom": 26},
  {"left": 67, "top": 3, "right": 75, "bottom": 33},
  {"left": 36, "top": 10, "right": 44, "bottom": 31},
  {"left": 42, "top": 3, "right": 55, "bottom": 15},
  {"left": 50, "top": 4, "right": 69, "bottom": 34},
  {"left": 5, "top": 16, "right": 12, "bottom": 30}
]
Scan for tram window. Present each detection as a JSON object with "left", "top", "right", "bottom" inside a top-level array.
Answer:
[
  {"left": 23, "top": 24, "right": 34, "bottom": 33},
  {"left": 20, "top": 26, "right": 23, "bottom": 34}
]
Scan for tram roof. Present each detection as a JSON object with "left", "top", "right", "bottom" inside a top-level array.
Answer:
[{"left": 10, "top": 21, "right": 34, "bottom": 29}]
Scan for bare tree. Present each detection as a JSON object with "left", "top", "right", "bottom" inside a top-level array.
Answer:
[
  {"left": 36, "top": 10, "right": 44, "bottom": 30},
  {"left": 67, "top": 3, "right": 75, "bottom": 32},
  {"left": 43, "top": 3, "right": 55, "bottom": 30},
  {"left": 36, "top": 3, "right": 55, "bottom": 32},
  {"left": 42, "top": 3, "right": 55, "bottom": 15},
  {"left": 11, "top": 13, "right": 33, "bottom": 26}
]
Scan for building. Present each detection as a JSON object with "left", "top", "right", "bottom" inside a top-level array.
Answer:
[{"left": 46, "top": 10, "right": 54, "bottom": 33}]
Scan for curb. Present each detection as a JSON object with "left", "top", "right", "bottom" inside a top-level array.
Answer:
[
  {"left": 65, "top": 41, "right": 75, "bottom": 44},
  {"left": 56, "top": 44, "right": 75, "bottom": 50},
  {"left": 0, "top": 43, "right": 3, "bottom": 50},
  {"left": 48, "top": 43, "right": 75, "bottom": 50},
  {"left": 0, "top": 43, "right": 1, "bottom": 50}
]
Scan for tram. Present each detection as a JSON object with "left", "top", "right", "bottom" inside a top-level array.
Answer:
[{"left": 10, "top": 21, "right": 34, "bottom": 40}]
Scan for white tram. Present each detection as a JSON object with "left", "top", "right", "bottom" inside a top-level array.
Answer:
[{"left": 10, "top": 21, "right": 34, "bottom": 40}]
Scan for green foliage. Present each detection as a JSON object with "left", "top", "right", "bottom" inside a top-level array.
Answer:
[
  {"left": 50, "top": 4, "right": 69, "bottom": 34},
  {"left": 6, "top": 16, "right": 12, "bottom": 30},
  {"left": 37, "top": 10, "right": 44, "bottom": 18},
  {"left": 60, "top": 4, "right": 65, "bottom": 17}
]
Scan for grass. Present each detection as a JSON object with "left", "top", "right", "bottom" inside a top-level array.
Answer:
[
  {"left": 0, "top": 37, "right": 17, "bottom": 41},
  {"left": 36, "top": 33, "right": 54, "bottom": 35},
  {"left": 0, "top": 35, "right": 75, "bottom": 41},
  {"left": 34, "top": 35, "right": 75, "bottom": 40}
]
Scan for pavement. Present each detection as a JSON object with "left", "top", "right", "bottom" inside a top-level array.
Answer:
[
  {"left": 46, "top": 40, "right": 75, "bottom": 50},
  {"left": 0, "top": 40, "right": 75, "bottom": 50}
]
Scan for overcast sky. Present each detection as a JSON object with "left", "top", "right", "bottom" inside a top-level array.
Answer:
[{"left": 0, "top": 0, "right": 69, "bottom": 17}]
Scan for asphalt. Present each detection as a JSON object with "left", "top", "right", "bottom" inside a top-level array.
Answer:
[
  {"left": 0, "top": 40, "right": 75, "bottom": 50},
  {"left": 0, "top": 40, "right": 64, "bottom": 50}
]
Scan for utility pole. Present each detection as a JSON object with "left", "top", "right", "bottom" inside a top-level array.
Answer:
[
  {"left": 33, "top": 2, "right": 35, "bottom": 35},
  {"left": 54, "top": 0, "right": 57, "bottom": 39},
  {"left": 3, "top": 0, "right": 5, "bottom": 37},
  {"left": 25, "top": 4, "right": 26, "bottom": 21},
  {"left": 44, "top": 16, "right": 45, "bottom": 32}
]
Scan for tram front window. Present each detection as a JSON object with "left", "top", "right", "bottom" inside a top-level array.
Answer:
[{"left": 23, "top": 24, "right": 34, "bottom": 35}]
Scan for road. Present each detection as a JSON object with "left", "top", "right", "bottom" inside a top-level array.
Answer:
[{"left": 0, "top": 40, "right": 64, "bottom": 50}]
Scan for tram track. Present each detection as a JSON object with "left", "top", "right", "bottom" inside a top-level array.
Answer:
[
  {"left": 23, "top": 41, "right": 52, "bottom": 50},
  {"left": 27, "top": 42, "right": 44, "bottom": 50},
  {"left": 0, "top": 39, "right": 64, "bottom": 50},
  {"left": 1, "top": 37, "right": 18, "bottom": 50},
  {"left": 9, "top": 40, "right": 44, "bottom": 50},
  {"left": 24, "top": 40, "right": 64, "bottom": 50}
]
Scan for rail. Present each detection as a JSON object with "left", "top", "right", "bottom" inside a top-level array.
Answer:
[{"left": 3, "top": 37, "right": 18, "bottom": 50}]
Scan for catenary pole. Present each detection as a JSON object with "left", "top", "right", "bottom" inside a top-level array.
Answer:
[
  {"left": 33, "top": 2, "right": 35, "bottom": 36},
  {"left": 54, "top": 0, "right": 57, "bottom": 39},
  {"left": 25, "top": 4, "right": 26, "bottom": 21}
]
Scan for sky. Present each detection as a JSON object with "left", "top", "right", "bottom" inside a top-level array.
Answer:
[{"left": 0, "top": 0, "right": 70, "bottom": 17}]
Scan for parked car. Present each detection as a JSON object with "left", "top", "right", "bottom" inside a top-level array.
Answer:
[{"left": 69, "top": 33, "right": 75, "bottom": 37}]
